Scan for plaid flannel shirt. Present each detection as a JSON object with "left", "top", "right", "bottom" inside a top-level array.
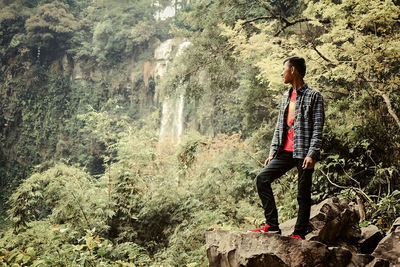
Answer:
[{"left": 269, "top": 83, "right": 325, "bottom": 160}]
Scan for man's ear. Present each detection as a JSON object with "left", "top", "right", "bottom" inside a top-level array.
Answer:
[{"left": 290, "top": 66, "right": 297, "bottom": 75}]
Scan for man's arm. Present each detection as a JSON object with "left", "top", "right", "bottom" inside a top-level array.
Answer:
[{"left": 306, "top": 92, "right": 325, "bottom": 160}]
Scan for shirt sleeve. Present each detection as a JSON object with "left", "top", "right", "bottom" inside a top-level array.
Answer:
[
  {"left": 306, "top": 92, "right": 325, "bottom": 160},
  {"left": 269, "top": 114, "right": 280, "bottom": 158},
  {"left": 269, "top": 95, "right": 286, "bottom": 158}
]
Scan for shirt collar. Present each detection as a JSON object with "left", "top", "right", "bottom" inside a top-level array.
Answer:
[{"left": 290, "top": 83, "right": 308, "bottom": 94}]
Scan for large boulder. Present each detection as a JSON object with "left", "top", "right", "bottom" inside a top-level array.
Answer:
[
  {"left": 280, "top": 197, "right": 361, "bottom": 251},
  {"left": 372, "top": 217, "right": 400, "bottom": 266},
  {"left": 205, "top": 230, "right": 389, "bottom": 267},
  {"left": 206, "top": 230, "right": 328, "bottom": 267}
]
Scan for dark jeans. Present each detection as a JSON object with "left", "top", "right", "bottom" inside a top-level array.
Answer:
[{"left": 256, "top": 150, "right": 314, "bottom": 237}]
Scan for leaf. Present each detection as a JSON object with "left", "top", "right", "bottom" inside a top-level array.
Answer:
[
  {"left": 359, "top": 220, "right": 370, "bottom": 227},
  {"left": 32, "top": 259, "right": 45, "bottom": 267},
  {"left": 22, "top": 255, "right": 31, "bottom": 264},
  {"left": 25, "top": 247, "right": 36, "bottom": 257},
  {"left": 15, "top": 253, "right": 24, "bottom": 263}
]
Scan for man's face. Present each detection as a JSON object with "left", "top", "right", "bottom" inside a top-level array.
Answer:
[{"left": 281, "top": 61, "right": 294, "bottom": 84}]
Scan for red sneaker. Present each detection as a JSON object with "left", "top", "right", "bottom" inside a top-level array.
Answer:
[
  {"left": 247, "top": 224, "right": 281, "bottom": 234},
  {"left": 290, "top": 234, "right": 303, "bottom": 240}
]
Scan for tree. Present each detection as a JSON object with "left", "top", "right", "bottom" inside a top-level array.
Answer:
[
  {"left": 24, "top": 1, "right": 80, "bottom": 62},
  {"left": 71, "top": 0, "right": 161, "bottom": 67}
]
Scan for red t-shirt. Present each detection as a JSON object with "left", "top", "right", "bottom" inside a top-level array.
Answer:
[{"left": 283, "top": 90, "right": 297, "bottom": 152}]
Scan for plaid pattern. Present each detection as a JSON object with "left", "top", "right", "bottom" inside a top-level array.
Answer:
[{"left": 269, "top": 84, "right": 325, "bottom": 159}]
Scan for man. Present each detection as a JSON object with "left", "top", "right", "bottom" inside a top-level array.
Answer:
[{"left": 248, "top": 56, "right": 325, "bottom": 239}]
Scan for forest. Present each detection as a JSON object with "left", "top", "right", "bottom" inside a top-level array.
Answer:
[{"left": 0, "top": 0, "right": 399, "bottom": 265}]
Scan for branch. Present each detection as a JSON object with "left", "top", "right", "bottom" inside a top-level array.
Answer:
[
  {"left": 70, "top": 191, "right": 92, "bottom": 229},
  {"left": 183, "top": 45, "right": 235, "bottom": 78},
  {"left": 241, "top": 15, "right": 278, "bottom": 25},
  {"left": 319, "top": 169, "right": 373, "bottom": 203},
  {"left": 357, "top": 196, "right": 366, "bottom": 222},
  {"left": 338, "top": 162, "right": 360, "bottom": 187},
  {"left": 274, "top": 17, "right": 311, "bottom": 37},
  {"left": 245, "top": 151, "right": 264, "bottom": 167},
  {"left": 312, "top": 46, "right": 334, "bottom": 63},
  {"left": 373, "top": 88, "right": 400, "bottom": 130},
  {"left": 241, "top": 14, "right": 330, "bottom": 37}
]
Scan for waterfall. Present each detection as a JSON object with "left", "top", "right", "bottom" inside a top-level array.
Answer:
[
  {"left": 154, "top": 0, "right": 181, "bottom": 21},
  {"left": 175, "top": 42, "right": 190, "bottom": 144},
  {"left": 176, "top": 94, "right": 184, "bottom": 144},
  {"left": 158, "top": 86, "right": 185, "bottom": 144},
  {"left": 157, "top": 40, "right": 190, "bottom": 143},
  {"left": 159, "top": 100, "right": 169, "bottom": 141}
]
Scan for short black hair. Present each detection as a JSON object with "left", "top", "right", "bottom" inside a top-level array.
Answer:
[{"left": 284, "top": 56, "right": 306, "bottom": 78}]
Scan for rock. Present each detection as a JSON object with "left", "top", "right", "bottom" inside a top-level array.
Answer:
[
  {"left": 154, "top": 39, "right": 174, "bottom": 60},
  {"left": 372, "top": 218, "right": 400, "bottom": 266},
  {"left": 365, "top": 258, "right": 390, "bottom": 267},
  {"left": 327, "top": 247, "right": 376, "bottom": 267},
  {"left": 308, "top": 198, "right": 361, "bottom": 246},
  {"left": 327, "top": 246, "right": 352, "bottom": 266},
  {"left": 279, "top": 216, "right": 297, "bottom": 237},
  {"left": 389, "top": 217, "right": 400, "bottom": 233},
  {"left": 90, "top": 69, "right": 102, "bottom": 82},
  {"left": 205, "top": 230, "right": 389, "bottom": 267},
  {"left": 72, "top": 60, "right": 85, "bottom": 81},
  {"left": 348, "top": 253, "right": 376, "bottom": 267},
  {"left": 61, "top": 54, "right": 73, "bottom": 76},
  {"left": 205, "top": 199, "right": 397, "bottom": 266},
  {"left": 206, "top": 230, "right": 329, "bottom": 267},
  {"left": 359, "top": 225, "right": 384, "bottom": 254},
  {"left": 280, "top": 197, "right": 361, "bottom": 250}
]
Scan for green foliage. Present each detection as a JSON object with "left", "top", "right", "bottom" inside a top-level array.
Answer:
[
  {"left": 0, "top": 120, "right": 301, "bottom": 265},
  {"left": 7, "top": 164, "right": 106, "bottom": 232},
  {"left": 24, "top": 1, "right": 80, "bottom": 61},
  {"left": 369, "top": 190, "right": 400, "bottom": 230},
  {"left": 151, "top": 133, "right": 262, "bottom": 264},
  {"left": 69, "top": 0, "right": 162, "bottom": 67},
  {"left": 177, "top": 136, "right": 206, "bottom": 171},
  {"left": 1, "top": 162, "right": 152, "bottom": 266},
  {"left": 217, "top": 0, "right": 400, "bottom": 223},
  {"left": 0, "top": 69, "right": 74, "bottom": 199},
  {"left": 1, "top": 0, "right": 400, "bottom": 265},
  {"left": 0, "top": 0, "right": 169, "bottom": 226}
]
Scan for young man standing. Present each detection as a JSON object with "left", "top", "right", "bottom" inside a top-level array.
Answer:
[{"left": 248, "top": 56, "right": 325, "bottom": 239}]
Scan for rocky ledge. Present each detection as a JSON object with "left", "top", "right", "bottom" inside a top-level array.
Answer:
[{"left": 205, "top": 198, "right": 400, "bottom": 267}]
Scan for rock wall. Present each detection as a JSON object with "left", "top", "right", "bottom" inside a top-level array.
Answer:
[{"left": 53, "top": 38, "right": 189, "bottom": 121}]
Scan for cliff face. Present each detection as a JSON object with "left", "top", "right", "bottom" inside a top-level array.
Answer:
[
  {"left": 58, "top": 37, "right": 191, "bottom": 144},
  {"left": 205, "top": 198, "right": 400, "bottom": 267}
]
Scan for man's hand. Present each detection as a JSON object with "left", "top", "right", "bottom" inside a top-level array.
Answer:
[
  {"left": 302, "top": 156, "right": 315, "bottom": 169},
  {"left": 264, "top": 156, "right": 274, "bottom": 167}
]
